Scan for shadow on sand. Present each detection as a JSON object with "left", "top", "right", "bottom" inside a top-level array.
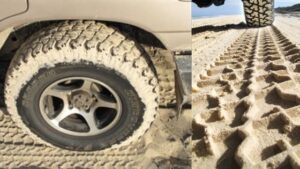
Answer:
[{"left": 192, "top": 22, "right": 248, "bottom": 35}]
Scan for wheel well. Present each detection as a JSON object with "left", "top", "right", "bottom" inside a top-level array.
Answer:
[
  {"left": 0, "top": 20, "right": 166, "bottom": 61},
  {"left": 0, "top": 20, "right": 169, "bottom": 107}
]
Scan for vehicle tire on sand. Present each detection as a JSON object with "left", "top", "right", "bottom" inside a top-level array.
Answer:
[
  {"left": 5, "top": 21, "right": 158, "bottom": 151},
  {"left": 242, "top": 0, "right": 274, "bottom": 27}
]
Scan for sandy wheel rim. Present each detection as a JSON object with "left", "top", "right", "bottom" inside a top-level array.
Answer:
[{"left": 39, "top": 77, "right": 122, "bottom": 136}]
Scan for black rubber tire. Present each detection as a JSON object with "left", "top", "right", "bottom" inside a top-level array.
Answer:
[
  {"left": 5, "top": 21, "right": 158, "bottom": 151},
  {"left": 192, "top": 0, "right": 213, "bottom": 8},
  {"left": 17, "top": 64, "right": 144, "bottom": 151},
  {"left": 242, "top": 0, "right": 274, "bottom": 27}
]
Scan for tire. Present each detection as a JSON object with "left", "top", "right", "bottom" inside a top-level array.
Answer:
[
  {"left": 5, "top": 21, "right": 158, "bottom": 151},
  {"left": 242, "top": 0, "right": 274, "bottom": 27},
  {"left": 143, "top": 47, "right": 176, "bottom": 105}
]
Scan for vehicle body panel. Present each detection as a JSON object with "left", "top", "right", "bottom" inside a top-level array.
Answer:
[
  {"left": 0, "top": 0, "right": 191, "bottom": 51},
  {"left": 0, "top": 0, "right": 28, "bottom": 21}
]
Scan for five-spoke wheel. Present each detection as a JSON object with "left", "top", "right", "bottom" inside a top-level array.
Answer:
[{"left": 40, "top": 77, "right": 122, "bottom": 136}]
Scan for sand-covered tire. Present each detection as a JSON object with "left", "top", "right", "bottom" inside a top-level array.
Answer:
[
  {"left": 242, "top": 0, "right": 274, "bottom": 27},
  {"left": 5, "top": 21, "right": 158, "bottom": 151}
]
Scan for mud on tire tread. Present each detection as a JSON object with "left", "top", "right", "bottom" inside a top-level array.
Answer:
[
  {"left": 242, "top": 0, "right": 274, "bottom": 27},
  {"left": 5, "top": 21, "right": 158, "bottom": 150}
]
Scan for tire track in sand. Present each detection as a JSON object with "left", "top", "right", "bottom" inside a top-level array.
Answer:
[
  {"left": 193, "top": 25, "right": 300, "bottom": 169},
  {"left": 0, "top": 108, "right": 191, "bottom": 168},
  {"left": 0, "top": 110, "right": 144, "bottom": 168},
  {"left": 192, "top": 25, "right": 246, "bottom": 91}
]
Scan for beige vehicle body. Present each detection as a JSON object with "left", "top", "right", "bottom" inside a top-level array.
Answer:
[{"left": 0, "top": 0, "right": 191, "bottom": 51}]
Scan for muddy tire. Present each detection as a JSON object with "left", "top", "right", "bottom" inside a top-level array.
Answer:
[
  {"left": 242, "top": 0, "right": 274, "bottom": 27},
  {"left": 5, "top": 21, "right": 158, "bottom": 151}
]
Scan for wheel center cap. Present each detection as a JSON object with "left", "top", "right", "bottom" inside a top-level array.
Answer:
[{"left": 71, "top": 91, "right": 95, "bottom": 111}]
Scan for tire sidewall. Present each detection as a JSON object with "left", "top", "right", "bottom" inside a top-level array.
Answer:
[{"left": 17, "top": 62, "right": 144, "bottom": 150}]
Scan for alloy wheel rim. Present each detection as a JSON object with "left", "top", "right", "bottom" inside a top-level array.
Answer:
[{"left": 39, "top": 77, "right": 122, "bottom": 136}]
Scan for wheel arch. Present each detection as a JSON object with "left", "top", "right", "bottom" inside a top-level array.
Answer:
[
  {"left": 0, "top": 19, "right": 168, "bottom": 52},
  {"left": 0, "top": 0, "right": 191, "bottom": 51},
  {"left": 0, "top": 20, "right": 176, "bottom": 106},
  {"left": 0, "top": 20, "right": 167, "bottom": 80}
]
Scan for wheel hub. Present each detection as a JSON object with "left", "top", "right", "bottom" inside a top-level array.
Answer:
[
  {"left": 71, "top": 91, "right": 96, "bottom": 111},
  {"left": 40, "top": 77, "right": 122, "bottom": 136}
]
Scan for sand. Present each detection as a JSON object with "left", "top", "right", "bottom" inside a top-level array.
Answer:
[
  {"left": 192, "top": 14, "right": 300, "bottom": 169},
  {"left": 0, "top": 108, "right": 192, "bottom": 168}
]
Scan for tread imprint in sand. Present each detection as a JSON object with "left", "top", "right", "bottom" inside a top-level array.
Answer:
[
  {"left": 0, "top": 110, "right": 144, "bottom": 168},
  {"left": 193, "top": 26, "right": 300, "bottom": 169}
]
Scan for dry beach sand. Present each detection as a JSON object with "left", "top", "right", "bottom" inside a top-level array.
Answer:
[
  {"left": 0, "top": 107, "right": 192, "bottom": 168},
  {"left": 192, "top": 14, "right": 300, "bottom": 169}
]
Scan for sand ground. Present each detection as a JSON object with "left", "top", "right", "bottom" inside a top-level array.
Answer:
[
  {"left": 192, "top": 14, "right": 300, "bottom": 169},
  {"left": 0, "top": 107, "right": 192, "bottom": 168}
]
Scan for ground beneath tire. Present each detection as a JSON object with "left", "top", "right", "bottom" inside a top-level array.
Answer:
[
  {"left": 0, "top": 108, "right": 192, "bottom": 168},
  {"left": 192, "top": 14, "right": 300, "bottom": 169}
]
